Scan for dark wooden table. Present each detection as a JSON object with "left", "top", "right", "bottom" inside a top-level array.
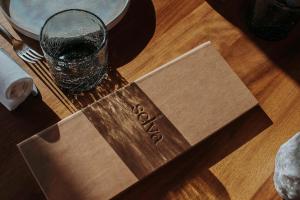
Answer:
[{"left": 1, "top": 0, "right": 299, "bottom": 199}]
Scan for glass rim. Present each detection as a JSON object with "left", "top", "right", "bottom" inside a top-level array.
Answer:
[{"left": 40, "top": 9, "right": 108, "bottom": 61}]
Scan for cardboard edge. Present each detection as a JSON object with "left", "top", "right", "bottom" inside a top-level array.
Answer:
[
  {"left": 18, "top": 41, "right": 214, "bottom": 148},
  {"left": 198, "top": 102, "right": 259, "bottom": 145},
  {"left": 17, "top": 40, "right": 260, "bottom": 200},
  {"left": 17, "top": 83, "right": 132, "bottom": 148},
  {"left": 17, "top": 144, "right": 50, "bottom": 200},
  {"left": 135, "top": 41, "right": 212, "bottom": 83},
  {"left": 17, "top": 110, "right": 81, "bottom": 148}
]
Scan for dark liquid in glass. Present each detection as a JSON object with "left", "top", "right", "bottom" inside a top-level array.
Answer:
[{"left": 57, "top": 41, "right": 97, "bottom": 60}]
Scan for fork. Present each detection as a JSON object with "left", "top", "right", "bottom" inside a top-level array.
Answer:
[{"left": 0, "top": 24, "right": 43, "bottom": 63}]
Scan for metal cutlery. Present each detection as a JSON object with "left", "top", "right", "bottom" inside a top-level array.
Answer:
[{"left": 0, "top": 24, "right": 43, "bottom": 63}]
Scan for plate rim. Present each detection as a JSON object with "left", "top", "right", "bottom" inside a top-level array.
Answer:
[{"left": 0, "top": 0, "right": 130, "bottom": 40}]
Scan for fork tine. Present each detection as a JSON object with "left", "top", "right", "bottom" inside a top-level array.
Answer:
[
  {"left": 17, "top": 52, "right": 36, "bottom": 63},
  {"left": 26, "top": 49, "right": 42, "bottom": 60},
  {"left": 22, "top": 53, "right": 39, "bottom": 62},
  {"left": 28, "top": 48, "right": 44, "bottom": 58}
]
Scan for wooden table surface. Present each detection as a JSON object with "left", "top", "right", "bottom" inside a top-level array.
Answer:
[{"left": 1, "top": 0, "right": 299, "bottom": 199}]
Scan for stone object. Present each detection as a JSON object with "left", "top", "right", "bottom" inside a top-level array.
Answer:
[{"left": 274, "top": 132, "right": 300, "bottom": 200}]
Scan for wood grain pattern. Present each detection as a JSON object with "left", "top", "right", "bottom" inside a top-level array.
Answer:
[
  {"left": 83, "top": 83, "right": 190, "bottom": 179},
  {"left": 0, "top": 0, "right": 298, "bottom": 199}
]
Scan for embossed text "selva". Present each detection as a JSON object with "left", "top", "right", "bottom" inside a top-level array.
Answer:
[{"left": 132, "top": 104, "right": 163, "bottom": 144}]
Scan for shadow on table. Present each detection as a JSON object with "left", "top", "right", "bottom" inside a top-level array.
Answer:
[
  {"left": 206, "top": 0, "right": 300, "bottom": 85},
  {"left": 25, "top": 60, "right": 129, "bottom": 111},
  {"left": 109, "top": 0, "right": 156, "bottom": 69},
  {"left": 114, "top": 105, "right": 272, "bottom": 199},
  {"left": 18, "top": 0, "right": 156, "bottom": 110},
  {"left": 0, "top": 95, "right": 59, "bottom": 200}
]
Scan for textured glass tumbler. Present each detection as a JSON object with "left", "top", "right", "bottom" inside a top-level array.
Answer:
[
  {"left": 248, "top": 0, "right": 300, "bottom": 40},
  {"left": 40, "top": 9, "right": 108, "bottom": 92}
]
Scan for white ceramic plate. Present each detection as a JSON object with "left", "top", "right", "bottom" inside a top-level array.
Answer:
[{"left": 0, "top": 0, "right": 130, "bottom": 40}]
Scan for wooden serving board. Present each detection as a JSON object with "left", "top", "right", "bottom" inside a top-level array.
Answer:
[{"left": 18, "top": 42, "right": 258, "bottom": 200}]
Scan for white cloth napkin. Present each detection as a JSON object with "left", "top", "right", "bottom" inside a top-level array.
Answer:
[{"left": 0, "top": 48, "right": 37, "bottom": 111}]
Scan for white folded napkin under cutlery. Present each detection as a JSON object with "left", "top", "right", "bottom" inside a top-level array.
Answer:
[{"left": 0, "top": 48, "right": 38, "bottom": 111}]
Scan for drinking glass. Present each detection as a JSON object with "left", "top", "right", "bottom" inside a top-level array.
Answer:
[{"left": 40, "top": 9, "right": 108, "bottom": 92}]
